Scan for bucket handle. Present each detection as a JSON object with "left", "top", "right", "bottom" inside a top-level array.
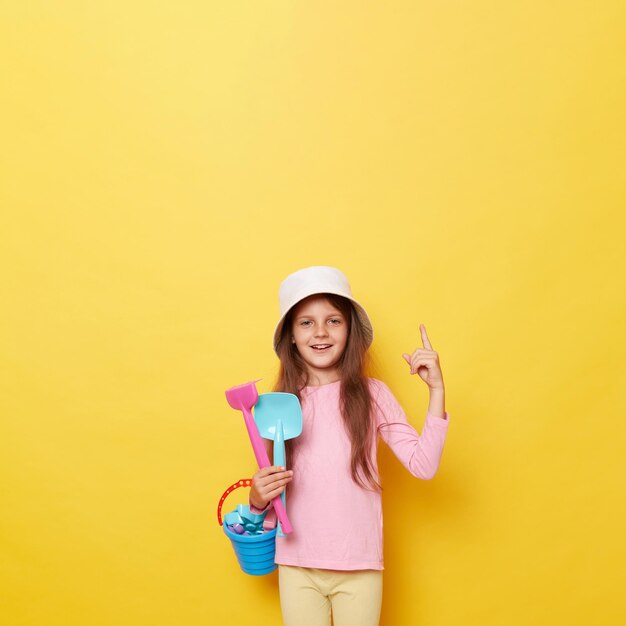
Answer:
[{"left": 217, "top": 478, "right": 252, "bottom": 526}]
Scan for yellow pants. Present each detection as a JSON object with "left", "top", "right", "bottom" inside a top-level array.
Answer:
[{"left": 278, "top": 565, "right": 383, "bottom": 626}]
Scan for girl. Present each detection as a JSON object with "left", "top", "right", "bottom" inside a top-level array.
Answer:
[{"left": 249, "top": 266, "right": 450, "bottom": 626}]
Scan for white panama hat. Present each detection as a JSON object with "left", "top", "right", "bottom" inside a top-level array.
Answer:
[{"left": 273, "top": 266, "right": 374, "bottom": 353}]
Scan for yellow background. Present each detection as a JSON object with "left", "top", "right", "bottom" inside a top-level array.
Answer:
[{"left": 1, "top": 2, "right": 625, "bottom": 625}]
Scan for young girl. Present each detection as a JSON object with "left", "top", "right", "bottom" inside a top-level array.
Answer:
[{"left": 249, "top": 266, "right": 450, "bottom": 626}]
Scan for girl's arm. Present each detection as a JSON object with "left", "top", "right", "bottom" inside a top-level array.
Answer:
[
  {"left": 375, "top": 380, "right": 449, "bottom": 480},
  {"left": 376, "top": 324, "right": 450, "bottom": 479},
  {"left": 427, "top": 386, "right": 446, "bottom": 419}
]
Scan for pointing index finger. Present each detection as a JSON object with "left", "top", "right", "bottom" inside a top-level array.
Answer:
[{"left": 420, "top": 324, "right": 433, "bottom": 350}]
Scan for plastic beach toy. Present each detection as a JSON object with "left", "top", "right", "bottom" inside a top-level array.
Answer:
[
  {"left": 217, "top": 478, "right": 277, "bottom": 576},
  {"left": 225, "top": 381, "right": 293, "bottom": 534},
  {"left": 224, "top": 505, "right": 267, "bottom": 535},
  {"left": 254, "top": 392, "right": 302, "bottom": 537}
]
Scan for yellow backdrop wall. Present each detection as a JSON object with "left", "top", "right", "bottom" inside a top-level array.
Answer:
[{"left": 1, "top": 2, "right": 625, "bottom": 625}]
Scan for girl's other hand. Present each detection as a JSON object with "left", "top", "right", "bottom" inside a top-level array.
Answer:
[
  {"left": 402, "top": 323, "right": 445, "bottom": 390},
  {"left": 250, "top": 466, "right": 294, "bottom": 510}
]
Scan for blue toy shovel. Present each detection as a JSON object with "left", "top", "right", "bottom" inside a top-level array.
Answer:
[{"left": 254, "top": 393, "right": 303, "bottom": 537}]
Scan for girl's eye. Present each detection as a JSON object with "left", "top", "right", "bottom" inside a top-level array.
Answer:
[
  {"left": 300, "top": 320, "right": 312, "bottom": 326},
  {"left": 329, "top": 318, "right": 341, "bottom": 325}
]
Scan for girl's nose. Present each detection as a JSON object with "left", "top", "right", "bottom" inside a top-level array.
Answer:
[{"left": 314, "top": 323, "right": 329, "bottom": 337}]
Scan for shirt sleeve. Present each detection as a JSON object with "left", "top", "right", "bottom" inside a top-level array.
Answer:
[{"left": 372, "top": 379, "right": 450, "bottom": 480}]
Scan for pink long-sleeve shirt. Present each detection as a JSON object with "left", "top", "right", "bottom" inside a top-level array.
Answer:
[{"left": 250, "top": 377, "right": 450, "bottom": 571}]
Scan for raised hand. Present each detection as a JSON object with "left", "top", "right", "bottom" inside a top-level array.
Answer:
[{"left": 402, "top": 324, "right": 445, "bottom": 390}]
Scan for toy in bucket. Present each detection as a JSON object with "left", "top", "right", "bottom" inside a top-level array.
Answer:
[{"left": 218, "top": 479, "right": 278, "bottom": 576}]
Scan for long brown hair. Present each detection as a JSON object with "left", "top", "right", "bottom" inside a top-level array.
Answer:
[{"left": 274, "top": 293, "right": 382, "bottom": 493}]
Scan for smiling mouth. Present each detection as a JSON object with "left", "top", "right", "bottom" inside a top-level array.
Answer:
[{"left": 311, "top": 344, "right": 332, "bottom": 351}]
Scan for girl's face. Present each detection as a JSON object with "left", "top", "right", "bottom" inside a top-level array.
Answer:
[{"left": 290, "top": 294, "right": 349, "bottom": 385}]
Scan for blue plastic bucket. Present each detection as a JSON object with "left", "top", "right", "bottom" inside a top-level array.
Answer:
[
  {"left": 217, "top": 478, "right": 277, "bottom": 576},
  {"left": 222, "top": 524, "right": 277, "bottom": 575}
]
